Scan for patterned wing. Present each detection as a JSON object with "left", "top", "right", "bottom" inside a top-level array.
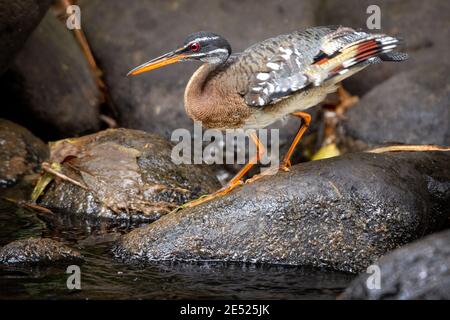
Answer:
[{"left": 243, "top": 26, "right": 407, "bottom": 107}]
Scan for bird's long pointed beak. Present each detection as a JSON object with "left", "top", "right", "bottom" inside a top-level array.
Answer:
[{"left": 127, "top": 48, "right": 187, "bottom": 76}]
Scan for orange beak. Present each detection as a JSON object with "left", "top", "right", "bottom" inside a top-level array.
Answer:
[{"left": 127, "top": 48, "right": 187, "bottom": 76}]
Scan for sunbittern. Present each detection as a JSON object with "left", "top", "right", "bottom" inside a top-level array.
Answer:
[{"left": 128, "top": 26, "right": 407, "bottom": 207}]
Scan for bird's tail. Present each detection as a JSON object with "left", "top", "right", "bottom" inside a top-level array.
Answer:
[{"left": 328, "top": 34, "right": 408, "bottom": 76}]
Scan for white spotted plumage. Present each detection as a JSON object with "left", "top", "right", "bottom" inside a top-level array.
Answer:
[{"left": 240, "top": 26, "right": 407, "bottom": 108}]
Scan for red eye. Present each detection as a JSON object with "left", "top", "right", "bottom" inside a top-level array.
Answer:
[{"left": 189, "top": 42, "right": 201, "bottom": 52}]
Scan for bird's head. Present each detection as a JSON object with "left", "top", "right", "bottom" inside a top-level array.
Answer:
[{"left": 127, "top": 31, "right": 231, "bottom": 76}]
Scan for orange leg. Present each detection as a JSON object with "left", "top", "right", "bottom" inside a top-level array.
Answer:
[
  {"left": 182, "top": 132, "right": 266, "bottom": 209},
  {"left": 280, "top": 112, "right": 311, "bottom": 171}
]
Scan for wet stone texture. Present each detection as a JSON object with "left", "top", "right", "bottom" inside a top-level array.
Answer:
[
  {"left": 339, "top": 64, "right": 450, "bottom": 152},
  {"left": 0, "top": 237, "right": 83, "bottom": 265},
  {"left": 0, "top": 119, "right": 49, "bottom": 187},
  {"left": 38, "top": 128, "right": 221, "bottom": 222},
  {"left": 341, "top": 229, "right": 450, "bottom": 299},
  {"left": 113, "top": 151, "right": 450, "bottom": 273},
  {"left": 0, "top": 11, "right": 101, "bottom": 140}
]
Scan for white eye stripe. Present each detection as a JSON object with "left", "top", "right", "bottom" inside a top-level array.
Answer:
[
  {"left": 188, "top": 36, "right": 220, "bottom": 44},
  {"left": 185, "top": 48, "right": 228, "bottom": 58},
  {"left": 187, "top": 52, "right": 205, "bottom": 57},
  {"left": 207, "top": 48, "right": 229, "bottom": 54}
]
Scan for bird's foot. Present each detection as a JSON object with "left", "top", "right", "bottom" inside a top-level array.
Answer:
[
  {"left": 177, "top": 180, "right": 244, "bottom": 210},
  {"left": 279, "top": 160, "right": 291, "bottom": 172}
]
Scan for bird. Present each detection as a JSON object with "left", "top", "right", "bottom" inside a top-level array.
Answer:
[{"left": 127, "top": 26, "right": 407, "bottom": 208}]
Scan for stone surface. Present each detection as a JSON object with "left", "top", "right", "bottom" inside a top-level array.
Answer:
[
  {"left": 113, "top": 151, "right": 450, "bottom": 273},
  {"left": 339, "top": 64, "right": 450, "bottom": 151},
  {"left": 0, "top": 119, "right": 48, "bottom": 187},
  {"left": 341, "top": 229, "right": 450, "bottom": 300},
  {"left": 0, "top": 0, "right": 52, "bottom": 75},
  {"left": 38, "top": 128, "right": 221, "bottom": 222},
  {"left": 0, "top": 11, "right": 101, "bottom": 140},
  {"left": 0, "top": 237, "right": 83, "bottom": 265},
  {"left": 318, "top": 0, "right": 450, "bottom": 96}
]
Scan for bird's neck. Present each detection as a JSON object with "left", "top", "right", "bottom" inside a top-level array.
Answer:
[
  {"left": 185, "top": 63, "right": 216, "bottom": 97},
  {"left": 183, "top": 63, "right": 220, "bottom": 122}
]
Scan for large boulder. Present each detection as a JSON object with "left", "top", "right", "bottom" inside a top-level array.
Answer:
[
  {"left": 0, "top": 237, "right": 83, "bottom": 265},
  {"left": 0, "top": 119, "right": 48, "bottom": 187},
  {"left": 341, "top": 229, "right": 450, "bottom": 300},
  {"left": 38, "top": 128, "right": 221, "bottom": 222},
  {"left": 0, "top": 0, "right": 52, "bottom": 75},
  {"left": 339, "top": 64, "right": 450, "bottom": 151},
  {"left": 0, "top": 11, "right": 101, "bottom": 140},
  {"left": 113, "top": 151, "right": 450, "bottom": 273}
]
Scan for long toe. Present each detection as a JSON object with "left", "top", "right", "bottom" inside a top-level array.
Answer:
[
  {"left": 180, "top": 194, "right": 215, "bottom": 209},
  {"left": 180, "top": 180, "right": 244, "bottom": 209},
  {"left": 245, "top": 166, "right": 280, "bottom": 184}
]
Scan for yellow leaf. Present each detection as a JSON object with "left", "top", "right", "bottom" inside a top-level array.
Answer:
[
  {"left": 30, "top": 163, "right": 61, "bottom": 202},
  {"left": 311, "top": 143, "right": 341, "bottom": 161}
]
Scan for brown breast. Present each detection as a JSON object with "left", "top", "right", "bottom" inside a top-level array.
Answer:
[{"left": 184, "top": 63, "right": 253, "bottom": 129}]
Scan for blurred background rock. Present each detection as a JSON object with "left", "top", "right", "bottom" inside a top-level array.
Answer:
[
  {"left": 0, "top": 10, "right": 101, "bottom": 140},
  {"left": 0, "top": 0, "right": 53, "bottom": 75}
]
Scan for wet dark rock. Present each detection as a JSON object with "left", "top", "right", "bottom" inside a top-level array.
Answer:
[
  {"left": 341, "top": 229, "right": 450, "bottom": 299},
  {"left": 0, "top": 119, "right": 49, "bottom": 187},
  {"left": 0, "top": 0, "right": 52, "bottom": 75},
  {"left": 79, "top": 0, "right": 318, "bottom": 140},
  {"left": 0, "top": 11, "right": 101, "bottom": 140},
  {"left": 339, "top": 64, "right": 450, "bottom": 152},
  {"left": 0, "top": 237, "right": 83, "bottom": 265},
  {"left": 38, "top": 128, "right": 221, "bottom": 222},
  {"left": 318, "top": 0, "right": 450, "bottom": 96},
  {"left": 113, "top": 151, "right": 450, "bottom": 273}
]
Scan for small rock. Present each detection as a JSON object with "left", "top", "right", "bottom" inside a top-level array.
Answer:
[
  {"left": 0, "top": 119, "right": 48, "bottom": 187},
  {"left": 0, "top": 0, "right": 52, "bottom": 75},
  {"left": 0, "top": 237, "right": 83, "bottom": 265},
  {"left": 113, "top": 151, "right": 450, "bottom": 273},
  {"left": 341, "top": 229, "right": 450, "bottom": 300},
  {"left": 339, "top": 64, "right": 450, "bottom": 151},
  {"left": 38, "top": 128, "right": 221, "bottom": 222},
  {"left": 0, "top": 11, "right": 101, "bottom": 140}
]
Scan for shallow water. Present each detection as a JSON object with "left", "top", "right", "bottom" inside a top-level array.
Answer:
[{"left": 0, "top": 187, "right": 355, "bottom": 300}]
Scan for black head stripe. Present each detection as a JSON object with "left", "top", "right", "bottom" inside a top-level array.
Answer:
[{"left": 183, "top": 31, "right": 231, "bottom": 55}]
